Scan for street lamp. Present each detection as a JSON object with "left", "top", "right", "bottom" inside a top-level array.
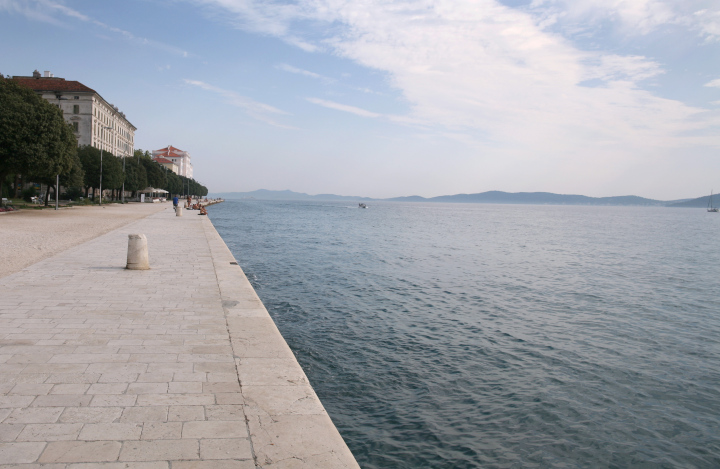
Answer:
[
  {"left": 55, "top": 94, "right": 71, "bottom": 211},
  {"left": 121, "top": 153, "right": 126, "bottom": 204},
  {"left": 99, "top": 124, "right": 113, "bottom": 205}
]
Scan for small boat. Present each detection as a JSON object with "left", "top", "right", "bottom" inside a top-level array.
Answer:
[
  {"left": 708, "top": 191, "right": 718, "bottom": 212},
  {"left": 358, "top": 203, "right": 367, "bottom": 209}
]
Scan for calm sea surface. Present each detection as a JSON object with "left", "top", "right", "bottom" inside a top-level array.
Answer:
[{"left": 209, "top": 200, "right": 720, "bottom": 468}]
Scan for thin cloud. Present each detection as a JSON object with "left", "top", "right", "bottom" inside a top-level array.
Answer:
[
  {"left": 276, "top": 64, "right": 335, "bottom": 83},
  {"left": 533, "top": 0, "right": 677, "bottom": 35},
  {"left": 705, "top": 78, "right": 720, "bottom": 88},
  {"left": 693, "top": 8, "right": 720, "bottom": 42},
  {"left": 306, "top": 97, "right": 381, "bottom": 118},
  {"left": 188, "top": 1, "right": 719, "bottom": 142},
  {"left": 532, "top": 0, "right": 720, "bottom": 42},
  {"left": 189, "top": 0, "right": 318, "bottom": 51},
  {"left": 0, "top": 0, "right": 190, "bottom": 57},
  {"left": 182, "top": 0, "right": 720, "bottom": 191},
  {"left": 0, "top": 0, "right": 62, "bottom": 24},
  {"left": 353, "top": 87, "right": 382, "bottom": 95},
  {"left": 582, "top": 54, "right": 664, "bottom": 83},
  {"left": 184, "top": 79, "right": 294, "bottom": 128}
]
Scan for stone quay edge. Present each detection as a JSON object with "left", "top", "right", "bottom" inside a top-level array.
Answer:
[{"left": 0, "top": 204, "right": 360, "bottom": 468}]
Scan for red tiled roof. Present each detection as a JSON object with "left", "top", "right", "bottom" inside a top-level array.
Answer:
[
  {"left": 12, "top": 77, "right": 96, "bottom": 94},
  {"left": 153, "top": 157, "right": 175, "bottom": 165},
  {"left": 154, "top": 145, "right": 185, "bottom": 153}
]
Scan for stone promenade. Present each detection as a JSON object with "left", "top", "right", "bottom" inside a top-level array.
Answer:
[{"left": 0, "top": 206, "right": 360, "bottom": 468}]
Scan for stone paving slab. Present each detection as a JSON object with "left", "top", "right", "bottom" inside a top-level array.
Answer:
[{"left": 0, "top": 206, "right": 360, "bottom": 468}]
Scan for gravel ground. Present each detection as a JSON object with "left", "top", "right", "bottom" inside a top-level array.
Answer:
[{"left": 0, "top": 202, "right": 168, "bottom": 278}]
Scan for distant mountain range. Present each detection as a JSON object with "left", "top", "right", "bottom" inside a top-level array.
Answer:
[
  {"left": 666, "top": 194, "right": 719, "bottom": 208},
  {"left": 210, "top": 189, "right": 705, "bottom": 207}
]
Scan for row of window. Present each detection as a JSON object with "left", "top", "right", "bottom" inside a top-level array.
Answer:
[{"left": 60, "top": 98, "right": 133, "bottom": 155}]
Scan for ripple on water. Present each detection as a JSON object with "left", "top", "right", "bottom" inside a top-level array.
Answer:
[{"left": 212, "top": 201, "right": 720, "bottom": 469}]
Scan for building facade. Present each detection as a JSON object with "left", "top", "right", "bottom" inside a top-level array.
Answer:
[
  {"left": 154, "top": 157, "right": 179, "bottom": 175},
  {"left": 152, "top": 146, "right": 193, "bottom": 178},
  {"left": 12, "top": 70, "right": 136, "bottom": 157}
]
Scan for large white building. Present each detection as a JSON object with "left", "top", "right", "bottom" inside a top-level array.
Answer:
[
  {"left": 152, "top": 146, "right": 193, "bottom": 178},
  {"left": 12, "top": 70, "right": 136, "bottom": 157}
]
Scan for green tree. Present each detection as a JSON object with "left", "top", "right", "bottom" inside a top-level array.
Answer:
[
  {"left": 190, "top": 178, "right": 208, "bottom": 197},
  {"left": 77, "top": 146, "right": 122, "bottom": 201},
  {"left": 165, "top": 171, "right": 182, "bottom": 196},
  {"left": 58, "top": 151, "right": 85, "bottom": 201},
  {"left": 27, "top": 123, "right": 80, "bottom": 206},
  {"left": 123, "top": 156, "right": 147, "bottom": 196},
  {"left": 175, "top": 176, "right": 208, "bottom": 197},
  {"left": 141, "top": 156, "right": 167, "bottom": 189},
  {"left": 78, "top": 146, "right": 101, "bottom": 198},
  {"left": 130, "top": 148, "right": 209, "bottom": 198},
  {"left": 60, "top": 152, "right": 85, "bottom": 189},
  {"left": 103, "top": 154, "right": 123, "bottom": 200},
  {"left": 0, "top": 78, "right": 78, "bottom": 199}
]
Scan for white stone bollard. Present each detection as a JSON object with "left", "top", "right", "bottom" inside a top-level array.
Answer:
[
  {"left": 126, "top": 234, "right": 150, "bottom": 270},
  {"left": 175, "top": 206, "right": 183, "bottom": 217}
]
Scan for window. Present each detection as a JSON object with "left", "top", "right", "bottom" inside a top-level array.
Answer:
[
  {"left": 74, "top": 96, "right": 79, "bottom": 100},
  {"left": 72, "top": 122, "right": 79, "bottom": 132},
  {"left": 73, "top": 105, "right": 79, "bottom": 114}
]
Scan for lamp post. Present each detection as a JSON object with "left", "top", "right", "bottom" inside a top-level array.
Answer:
[
  {"left": 99, "top": 124, "right": 113, "bottom": 205},
  {"left": 55, "top": 94, "right": 70, "bottom": 211},
  {"left": 121, "top": 154, "right": 126, "bottom": 204},
  {"left": 99, "top": 147, "right": 103, "bottom": 205}
]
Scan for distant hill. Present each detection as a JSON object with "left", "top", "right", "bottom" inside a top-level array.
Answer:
[
  {"left": 667, "top": 194, "right": 719, "bottom": 208},
  {"left": 210, "top": 189, "right": 703, "bottom": 207},
  {"left": 386, "top": 191, "right": 666, "bottom": 206}
]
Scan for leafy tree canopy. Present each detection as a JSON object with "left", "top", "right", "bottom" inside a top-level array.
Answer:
[
  {"left": 140, "top": 155, "right": 167, "bottom": 188},
  {"left": 77, "top": 146, "right": 122, "bottom": 190},
  {"left": 123, "top": 156, "right": 147, "bottom": 193},
  {"left": 0, "top": 78, "right": 78, "bottom": 196}
]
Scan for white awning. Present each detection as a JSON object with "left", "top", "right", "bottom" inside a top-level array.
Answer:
[{"left": 139, "top": 187, "right": 169, "bottom": 194}]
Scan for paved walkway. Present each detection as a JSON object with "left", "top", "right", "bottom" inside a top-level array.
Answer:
[{"left": 0, "top": 206, "right": 359, "bottom": 468}]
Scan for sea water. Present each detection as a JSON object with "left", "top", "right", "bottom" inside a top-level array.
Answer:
[{"left": 210, "top": 200, "right": 720, "bottom": 468}]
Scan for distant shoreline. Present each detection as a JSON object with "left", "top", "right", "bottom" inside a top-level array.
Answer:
[{"left": 209, "top": 189, "right": 712, "bottom": 208}]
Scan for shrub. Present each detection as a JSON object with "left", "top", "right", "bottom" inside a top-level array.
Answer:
[
  {"left": 62, "top": 187, "right": 84, "bottom": 200},
  {"left": 22, "top": 186, "right": 37, "bottom": 203}
]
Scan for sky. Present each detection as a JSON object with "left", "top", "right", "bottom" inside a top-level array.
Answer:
[{"left": 1, "top": 0, "right": 720, "bottom": 200}]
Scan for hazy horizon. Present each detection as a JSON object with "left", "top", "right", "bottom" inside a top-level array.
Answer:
[
  {"left": 209, "top": 187, "right": 703, "bottom": 202},
  {"left": 2, "top": 1, "right": 719, "bottom": 200}
]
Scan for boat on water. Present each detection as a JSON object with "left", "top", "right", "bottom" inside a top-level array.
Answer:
[
  {"left": 708, "top": 191, "right": 718, "bottom": 212},
  {"left": 359, "top": 203, "right": 368, "bottom": 209}
]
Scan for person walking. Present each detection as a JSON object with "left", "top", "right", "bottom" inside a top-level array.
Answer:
[{"left": 173, "top": 195, "right": 179, "bottom": 208}]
